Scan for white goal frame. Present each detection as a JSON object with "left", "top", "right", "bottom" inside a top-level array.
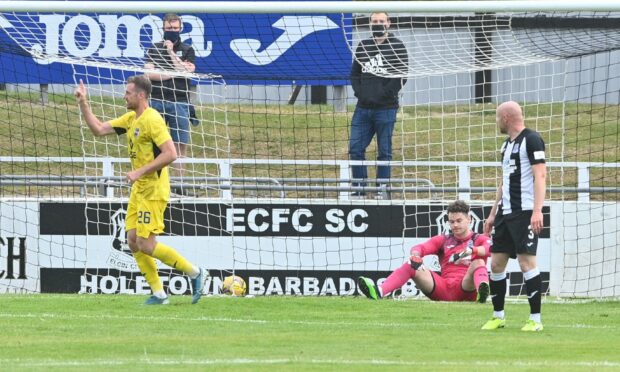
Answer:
[
  {"left": 1, "top": 0, "right": 618, "bottom": 299},
  {"left": 1, "top": 1, "right": 620, "bottom": 14}
]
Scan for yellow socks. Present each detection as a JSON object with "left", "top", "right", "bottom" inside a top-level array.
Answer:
[
  {"left": 134, "top": 243, "right": 199, "bottom": 297},
  {"left": 152, "top": 242, "right": 199, "bottom": 278},
  {"left": 133, "top": 250, "right": 164, "bottom": 294}
]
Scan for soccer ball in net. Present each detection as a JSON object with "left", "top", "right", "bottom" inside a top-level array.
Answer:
[{"left": 221, "top": 275, "right": 247, "bottom": 296}]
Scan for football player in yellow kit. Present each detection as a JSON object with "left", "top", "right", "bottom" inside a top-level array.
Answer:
[{"left": 75, "top": 75, "right": 206, "bottom": 305}]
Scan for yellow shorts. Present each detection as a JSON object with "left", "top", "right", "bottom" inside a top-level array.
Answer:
[{"left": 125, "top": 191, "right": 167, "bottom": 238}]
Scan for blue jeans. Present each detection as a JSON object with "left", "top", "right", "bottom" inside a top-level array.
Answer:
[
  {"left": 348, "top": 106, "right": 398, "bottom": 188},
  {"left": 150, "top": 99, "right": 190, "bottom": 144}
]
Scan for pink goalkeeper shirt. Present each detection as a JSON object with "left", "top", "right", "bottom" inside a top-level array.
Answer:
[{"left": 410, "top": 232, "right": 491, "bottom": 279}]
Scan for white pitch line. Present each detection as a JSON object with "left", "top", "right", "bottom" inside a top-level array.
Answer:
[
  {"left": 2, "top": 294, "right": 617, "bottom": 305},
  {"left": 0, "top": 358, "right": 619, "bottom": 368},
  {"left": 0, "top": 312, "right": 449, "bottom": 327},
  {"left": 0, "top": 312, "right": 616, "bottom": 329}
]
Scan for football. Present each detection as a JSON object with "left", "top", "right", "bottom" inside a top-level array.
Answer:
[{"left": 221, "top": 275, "right": 247, "bottom": 296}]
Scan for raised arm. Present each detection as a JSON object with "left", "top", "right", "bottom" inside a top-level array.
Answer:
[
  {"left": 145, "top": 46, "right": 174, "bottom": 82},
  {"left": 144, "top": 61, "right": 172, "bottom": 82},
  {"left": 74, "top": 80, "right": 115, "bottom": 136},
  {"left": 145, "top": 42, "right": 195, "bottom": 82}
]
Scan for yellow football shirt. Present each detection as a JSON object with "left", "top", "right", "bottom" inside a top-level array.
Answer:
[{"left": 109, "top": 107, "right": 172, "bottom": 201}]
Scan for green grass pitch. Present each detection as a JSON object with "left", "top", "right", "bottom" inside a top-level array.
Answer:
[{"left": 0, "top": 295, "right": 618, "bottom": 371}]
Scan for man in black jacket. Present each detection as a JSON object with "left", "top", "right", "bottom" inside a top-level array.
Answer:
[
  {"left": 145, "top": 13, "right": 196, "bottom": 196},
  {"left": 349, "top": 12, "right": 408, "bottom": 199}
]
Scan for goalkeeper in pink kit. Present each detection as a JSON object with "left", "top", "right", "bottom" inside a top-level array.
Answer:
[{"left": 359, "top": 200, "right": 491, "bottom": 302}]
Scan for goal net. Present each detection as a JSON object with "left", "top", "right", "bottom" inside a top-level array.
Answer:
[{"left": 0, "top": 2, "right": 618, "bottom": 299}]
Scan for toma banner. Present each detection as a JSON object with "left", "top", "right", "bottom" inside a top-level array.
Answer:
[{"left": 0, "top": 12, "right": 352, "bottom": 84}]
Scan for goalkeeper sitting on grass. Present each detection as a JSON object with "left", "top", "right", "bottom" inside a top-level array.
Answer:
[{"left": 359, "top": 200, "right": 491, "bottom": 302}]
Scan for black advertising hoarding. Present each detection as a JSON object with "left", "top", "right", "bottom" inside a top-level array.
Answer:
[
  {"left": 38, "top": 202, "right": 551, "bottom": 296},
  {"left": 40, "top": 202, "right": 550, "bottom": 238}
]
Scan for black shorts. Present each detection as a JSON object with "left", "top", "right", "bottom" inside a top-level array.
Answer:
[{"left": 491, "top": 210, "right": 538, "bottom": 258}]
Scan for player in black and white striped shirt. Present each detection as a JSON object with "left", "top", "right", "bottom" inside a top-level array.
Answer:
[{"left": 482, "top": 101, "right": 547, "bottom": 332}]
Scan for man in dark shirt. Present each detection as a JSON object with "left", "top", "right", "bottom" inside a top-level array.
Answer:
[
  {"left": 349, "top": 12, "right": 408, "bottom": 199},
  {"left": 145, "top": 13, "right": 196, "bottom": 195},
  {"left": 482, "top": 101, "right": 547, "bottom": 332}
]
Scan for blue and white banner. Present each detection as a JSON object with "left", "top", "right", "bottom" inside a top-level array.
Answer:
[{"left": 0, "top": 12, "right": 352, "bottom": 84}]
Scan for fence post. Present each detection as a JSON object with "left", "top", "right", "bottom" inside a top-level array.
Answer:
[
  {"left": 220, "top": 160, "right": 233, "bottom": 200},
  {"left": 102, "top": 158, "right": 114, "bottom": 197},
  {"left": 577, "top": 165, "right": 590, "bottom": 202},
  {"left": 339, "top": 161, "right": 350, "bottom": 200},
  {"left": 458, "top": 164, "right": 471, "bottom": 201},
  {"left": 40, "top": 84, "right": 49, "bottom": 105},
  {"left": 333, "top": 85, "right": 346, "bottom": 113}
]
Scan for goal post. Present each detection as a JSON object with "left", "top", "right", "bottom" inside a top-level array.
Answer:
[
  {"left": 3, "top": 1, "right": 620, "bottom": 13},
  {"left": 0, "top": 1, "right": 618, "bottom": 299}
]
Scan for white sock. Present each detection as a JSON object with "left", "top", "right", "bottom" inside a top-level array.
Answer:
[
  {"left": 523, "top": 267, "right": 540, "bottom": 281},
  {"left": 529, "top": 313, "right": 541, "bottom": 323},
  {"left": 490, "top": 271, "right": 507, "bottom": 281},
  {"left": 153, "top": 290, "right": 167, "bottom": 299},
  {"left": 188, "top": 266, "right": 200, "bottom": 279},
  {"left": 493, "top": 310, "right": 505, "bottom": 319}
]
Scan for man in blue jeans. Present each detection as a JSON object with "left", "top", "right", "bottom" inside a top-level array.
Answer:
[
  {"left": 350, "top": 12, "right": 408, "bottom": 199},
  {"left": 145, "top": 13, "right": 196, "bottom": 196}
]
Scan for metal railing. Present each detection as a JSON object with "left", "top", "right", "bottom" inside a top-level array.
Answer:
[{"left": 1, "top": 156, "right": 619, "bottom": 201}]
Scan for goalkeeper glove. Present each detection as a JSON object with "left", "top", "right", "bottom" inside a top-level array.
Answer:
[
  {"left": 449, "top": 247, "right": 473, "bottom": 263},
  {"left": 410, "top": 256, "right": 424, "bottom": 270}
]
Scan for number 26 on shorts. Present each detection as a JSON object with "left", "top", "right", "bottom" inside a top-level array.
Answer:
[{"left": 138, "top": 211, "right": 151, "bottom": 224}]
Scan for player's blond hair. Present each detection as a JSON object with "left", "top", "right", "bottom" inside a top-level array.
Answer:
[{"left": 127, "top": 75, "right": 151, "bottom": 99}]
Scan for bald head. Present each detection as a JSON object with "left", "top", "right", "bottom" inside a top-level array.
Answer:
[
  {"left": 497, "top": 101, "right": 522, "bottom": 119},
  {"left": 496, "top": 101, "right": 524, "bottom": 136}
]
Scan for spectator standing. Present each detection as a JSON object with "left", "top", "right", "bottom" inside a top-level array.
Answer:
[
  {"left": 145, "top": 13, "right": 197, "bottom": 196},
  {"left": 349, "top": 12, "right": 408, "bottom": 199}
]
